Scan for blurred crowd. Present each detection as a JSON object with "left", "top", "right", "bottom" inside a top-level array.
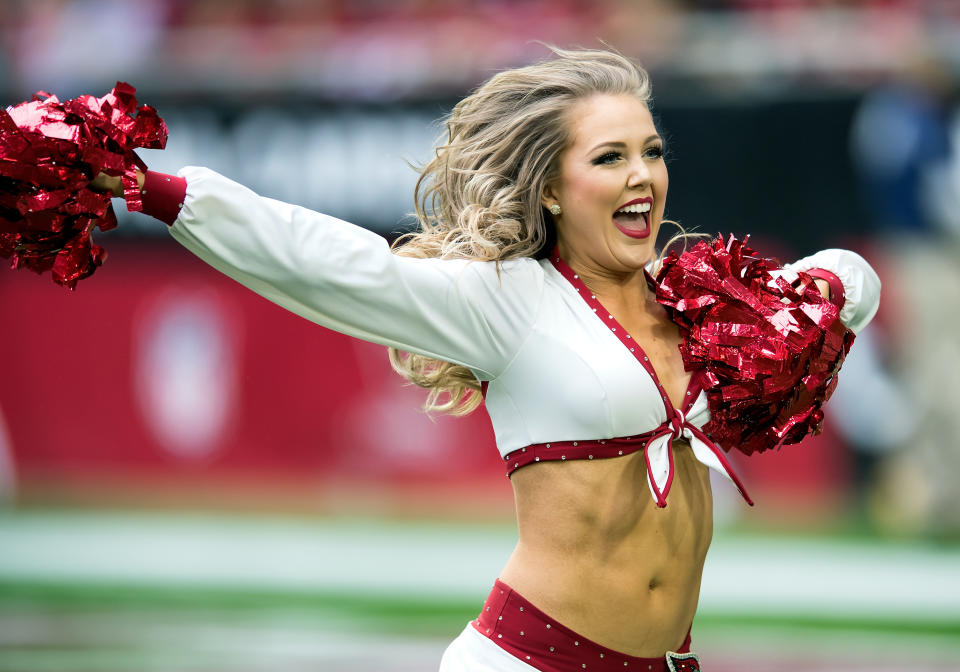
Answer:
[
  {"left": 846, "top": 45, "right": 960, "bottom": 537},
  {"left": 2, "top": 0, "right": 960, "bottom": 100},
  {"left": 1, "top": 0, "right": 959, "bottom": 539}
]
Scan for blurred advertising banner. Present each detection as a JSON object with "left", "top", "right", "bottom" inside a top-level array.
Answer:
[{"left": 0, "top": 242, "right": 511, "bottom": 513}]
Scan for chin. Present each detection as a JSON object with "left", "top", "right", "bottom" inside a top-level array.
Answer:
[{"left": 614, "top": 243, "right": 655, "bottom": 270}]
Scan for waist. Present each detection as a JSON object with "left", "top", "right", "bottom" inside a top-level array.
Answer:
[{"left": 473, "top": 579, "right": 699, "bottom": 672}]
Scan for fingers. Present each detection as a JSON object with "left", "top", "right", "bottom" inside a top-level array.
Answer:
[{"left": 90, "top": 172, "right": 123, "bottom": 197}]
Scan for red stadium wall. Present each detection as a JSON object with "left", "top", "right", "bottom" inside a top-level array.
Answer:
[{"left": 0, "top": 241, "right": 850, "bottom": 517}]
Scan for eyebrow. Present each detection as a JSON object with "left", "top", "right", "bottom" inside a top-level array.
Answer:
[{"left": 588, "top": 135, "right": 662, "bottom": 154}]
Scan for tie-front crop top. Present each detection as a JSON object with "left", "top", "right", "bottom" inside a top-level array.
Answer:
[
  {"left": 498, "top": 249, "right": 752, "bottom": 508},
  {"left": 143, "top": 167, "right": 882, "bottom": 507}
]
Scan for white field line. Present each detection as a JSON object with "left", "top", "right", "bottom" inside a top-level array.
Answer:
[{"left": 0, "top": 512, "right": 958, "bottom": 621}]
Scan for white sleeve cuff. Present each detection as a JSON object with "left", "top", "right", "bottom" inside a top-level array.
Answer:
[{"left": 784, "top": 248, "right": 882, "bottom": 334}]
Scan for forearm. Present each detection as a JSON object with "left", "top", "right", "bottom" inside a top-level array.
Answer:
[{"left": 813, "top": 278, "right": 831, "bottom": 301}]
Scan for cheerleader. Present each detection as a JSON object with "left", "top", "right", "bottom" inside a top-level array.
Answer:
[{"left": 91, "top": 48, "right": 880, "bottom": 671}]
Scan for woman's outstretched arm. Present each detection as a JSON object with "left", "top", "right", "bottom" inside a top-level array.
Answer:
[{"left": 96, "top": 167, "right": 544, "bottom": 381}]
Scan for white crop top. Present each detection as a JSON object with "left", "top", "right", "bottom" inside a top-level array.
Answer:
[{"left": 164, "top": 167, "right": 882, "bottom": 506}]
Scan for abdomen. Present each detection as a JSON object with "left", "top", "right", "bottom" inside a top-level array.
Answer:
[{"left": 500, "top": 440, "right": 713, "bottom": 657}]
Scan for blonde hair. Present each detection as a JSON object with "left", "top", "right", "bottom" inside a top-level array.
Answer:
[{"left": 389, "top": 47, "right": 660, "bottom": 415}]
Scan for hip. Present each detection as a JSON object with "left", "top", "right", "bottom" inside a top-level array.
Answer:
[{"left": 438, "top": 579, "right": 701, "bottom": 672}]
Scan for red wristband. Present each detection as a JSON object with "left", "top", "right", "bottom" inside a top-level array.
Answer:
[
  {"left": 140, "top": 170, "right": 187, "bottom": 226},
  {"left": 806, "top": 268, "right": 845, "bottom": 311}
]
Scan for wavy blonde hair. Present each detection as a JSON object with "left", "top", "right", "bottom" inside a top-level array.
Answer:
[{"left": 389, "top": 47, "right": 669, "bottom": 415}]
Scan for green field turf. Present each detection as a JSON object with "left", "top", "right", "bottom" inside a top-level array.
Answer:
[{"left": 1, "top": 510, "right": 958, "bottom": 671}]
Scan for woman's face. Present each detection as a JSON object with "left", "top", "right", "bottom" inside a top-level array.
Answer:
[{"left": 543, "top": 93, "right": 668, "bottom": 276}]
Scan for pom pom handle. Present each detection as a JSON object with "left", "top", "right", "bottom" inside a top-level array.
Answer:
[{"left": 0, "top": 82, "right": 167, "bottom": 288}]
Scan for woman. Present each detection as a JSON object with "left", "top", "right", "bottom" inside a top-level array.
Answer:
[{"left": 94, "top": 48, "right": 880, "bottom": 671}]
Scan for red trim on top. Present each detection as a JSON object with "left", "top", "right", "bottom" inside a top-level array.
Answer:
[
  {"left": 473, "top": 579, "right": 693, "bottom": 672},
  {"left": 549, "top": 249, "right": 684, "bottom": 411},
  {"left": 140, "top": 170, "right": 187, "bottom": 226},
  {"left": 505, "top": 433, "right": 657, "bottom": 474},
  {"left": 805, "top": 268, "right": 845, "bottom": 312},
  {"left": 643, "top": 426, "right": 675, "bottom": 507}
]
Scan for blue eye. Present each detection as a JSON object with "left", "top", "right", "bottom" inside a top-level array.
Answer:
[
  {"left": 645, "top": 145, "right": 664, "bottom": 159},
  {"left": 592, "top": 151, "right": 622, "bottom": 165}
]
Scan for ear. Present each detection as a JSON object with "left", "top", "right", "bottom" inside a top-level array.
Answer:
[{"left": 541, "top": 182, "right": 560, "bottom": 210}]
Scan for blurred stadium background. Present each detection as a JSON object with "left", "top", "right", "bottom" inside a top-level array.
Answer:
[{"left": 2, "top": 0, "right": 960, "bottom": 670}]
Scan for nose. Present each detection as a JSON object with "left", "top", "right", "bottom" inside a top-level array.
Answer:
[{"left": 626, "top": 155, "right": 652, "bottom": 188}]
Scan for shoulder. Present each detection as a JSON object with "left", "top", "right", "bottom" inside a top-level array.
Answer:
[{"left": 405, "top": 254, "right": 546, "bottom": 288}]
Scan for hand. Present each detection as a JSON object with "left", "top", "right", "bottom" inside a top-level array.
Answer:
[
  {"left": 90, "top": 171, "right": 144, "bottom": 198},
  {"left": 813, "top": 278, "right": 830, "bottom": 301}
]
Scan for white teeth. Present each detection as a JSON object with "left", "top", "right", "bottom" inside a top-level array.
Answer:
[{"left": 615, "top": 202, "right": 651, "bottom": 215}]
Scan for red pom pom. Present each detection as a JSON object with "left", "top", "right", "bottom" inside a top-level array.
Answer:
[
  {"left": 0, "top": 83, "right": 167, "bottom": 289},
  {"left": 655, "top": 234, "right": 854, "bottom": 456}
]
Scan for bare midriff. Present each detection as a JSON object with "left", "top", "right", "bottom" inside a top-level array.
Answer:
[{"left": 499, "top": 440, "right": 713, "bottom": 658}]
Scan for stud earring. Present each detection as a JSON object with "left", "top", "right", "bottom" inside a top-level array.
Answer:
[{"left": 549, "top": 204, "right": 562, "bottom": 216}]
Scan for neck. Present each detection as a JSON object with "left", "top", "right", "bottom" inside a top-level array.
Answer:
[{"left": 558, "top": 246, "right": 654, "bottom": 309}]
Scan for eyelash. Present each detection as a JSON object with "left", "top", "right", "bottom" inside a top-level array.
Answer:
[{"left": 592, "top": 145, "right": 665, "bottom": 165}]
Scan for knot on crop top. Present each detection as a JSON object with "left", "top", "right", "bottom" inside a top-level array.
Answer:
[{"left": 503, "top": 399, "right": 751, "bottom": 508}]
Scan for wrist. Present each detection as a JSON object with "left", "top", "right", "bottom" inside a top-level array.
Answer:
[{"left": 139, "top": 170, "right": 187, "bottom": 226}]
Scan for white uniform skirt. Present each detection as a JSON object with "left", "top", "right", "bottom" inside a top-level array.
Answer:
[{"left": 439, "top": 622, "right": 539, "bottom": 671}]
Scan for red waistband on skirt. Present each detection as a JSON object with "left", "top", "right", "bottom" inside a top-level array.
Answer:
[{"left": 472, "top": 579, "right": 696, "bottom": 672}]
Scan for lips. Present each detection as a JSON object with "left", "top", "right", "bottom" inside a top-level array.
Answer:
[{"left": 612, "top": 197, "right": 652, "bottom": 239}]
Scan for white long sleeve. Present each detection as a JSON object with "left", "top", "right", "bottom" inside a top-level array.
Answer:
[
  {"left": 167, "top": 167, "right": 543, "bottom": 380},
  {"left": 783, "top": 248, "right": 882, "bottom": 334}
]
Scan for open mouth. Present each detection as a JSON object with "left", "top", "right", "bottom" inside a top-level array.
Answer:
[{"left": 612, "top": 200, "right": 651, "bottom": 239}]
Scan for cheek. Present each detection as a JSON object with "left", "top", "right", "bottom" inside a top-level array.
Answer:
[
  {"left": 654, "top": 168, "right": 669, "bottom": 215},
  {"left": 561, "top": 167, "right": 615, "bottom": 209}
]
